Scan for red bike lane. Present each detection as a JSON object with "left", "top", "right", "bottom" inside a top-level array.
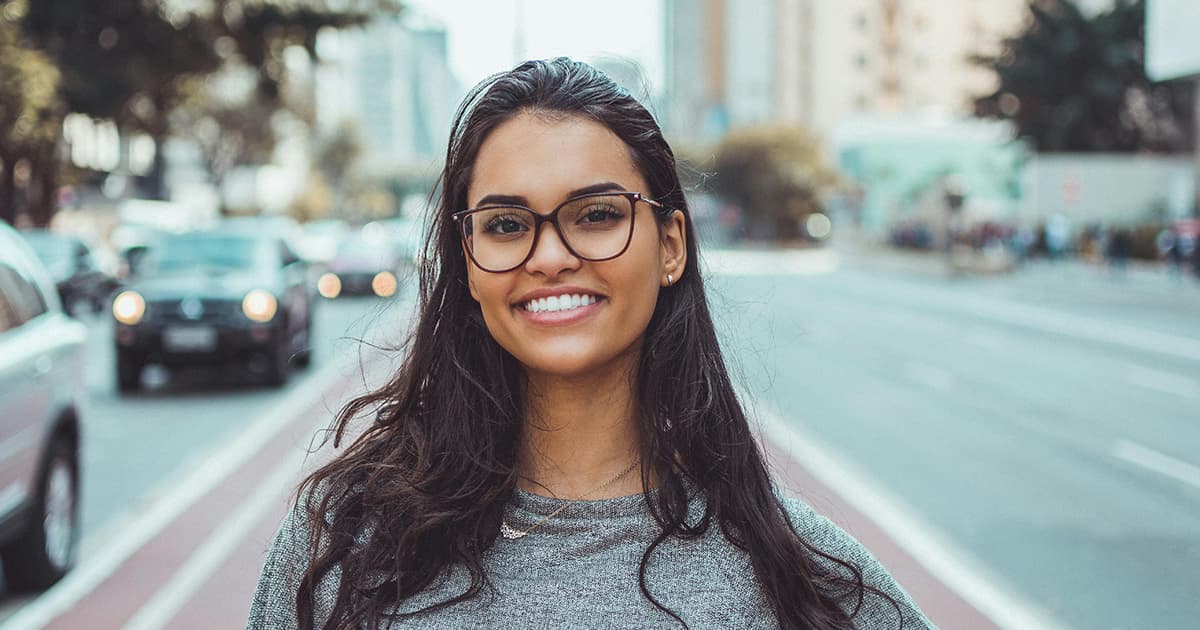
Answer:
[{"left": 19, "top": 371, "right": 998, "bottom": 629}]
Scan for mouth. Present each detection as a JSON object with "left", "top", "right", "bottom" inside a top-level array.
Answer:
[{"left": 518, "top": 292, "right": 601, "bottom": 314}]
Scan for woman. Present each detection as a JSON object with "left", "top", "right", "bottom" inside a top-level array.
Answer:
[{"left": 249, "top": 58, "right": 934, "bottom": 629}]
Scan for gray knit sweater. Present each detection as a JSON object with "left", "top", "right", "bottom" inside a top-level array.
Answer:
[{"left": 247, "top": 487, "right": 935, "bottom": 629}]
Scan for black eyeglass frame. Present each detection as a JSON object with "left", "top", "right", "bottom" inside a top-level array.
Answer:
[{"left": 451, "top": 191, "right": 674, "bottom": 273}]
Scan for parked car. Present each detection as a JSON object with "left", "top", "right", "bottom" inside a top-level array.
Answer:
[
  {"left": 317, "top": 232, "right": 408, "bottom": 299},
  {"left": 0, "top": 223, "right": 85, "bottom": 592},
  {"left": 112, "top": 230, "right": 313, "bottom": 392},
  {"left": 20, "top": 229, "right": 121, "bottom": 315}
]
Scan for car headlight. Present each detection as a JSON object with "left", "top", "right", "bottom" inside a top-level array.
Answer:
[
  {"left": 112, "top": 290, "right": 146, "bottom": 325},
  {"left": 317, "top": 272, "right": 341, "bottom": 298},
  {"left": 242, "top": 290, "right": 278, "bottom": 322},
  {"left": 372, "top": 271, "right": 397, "bottom": 297}
]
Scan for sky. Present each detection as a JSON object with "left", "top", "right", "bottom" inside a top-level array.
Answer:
[{"left": 401, "top": 0, "right": 664, "bottom": 93}]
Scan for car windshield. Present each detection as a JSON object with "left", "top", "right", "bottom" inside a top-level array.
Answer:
[
  {"left": 22, "top": 233, "right": 76, "bottom": 265},
  {"left": 147, "top": 233, "right": 270, "bottom": 272}
]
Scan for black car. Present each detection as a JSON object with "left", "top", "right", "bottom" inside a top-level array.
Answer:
[
  {"left": 20, "top": 230, "right": 121, "bottom": 315},
  {"left": 112, "top": 230, "right": 313, "bottom": 392},
  {"left": 317, "top": 234, "right": 408, "bottom": 299},
  {"left": 0, "top": 223, "right": 85, "bottom": 592}
]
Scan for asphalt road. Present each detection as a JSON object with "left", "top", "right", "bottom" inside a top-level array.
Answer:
[
  {"left": 2, "top": 249, "right": 1197, "bottom": 629},
  {"left": 706, "top": 249, "right": 1200, "bottom": 630}
]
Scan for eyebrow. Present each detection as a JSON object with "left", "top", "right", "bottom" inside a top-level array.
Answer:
[{"left": 474, "top": 181, "right": 628, "bottom": 208}]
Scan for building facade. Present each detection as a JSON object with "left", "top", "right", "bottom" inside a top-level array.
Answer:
[
  {"left": 315, "top": 13, "right": 460, "bottom": 178},
  {"left": 663, "top": 0, "right": 1027, "bottom": 143}
]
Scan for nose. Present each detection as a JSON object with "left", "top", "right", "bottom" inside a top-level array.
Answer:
[{"left": 523, "top": 221, "right": 580, "bottom": 277}]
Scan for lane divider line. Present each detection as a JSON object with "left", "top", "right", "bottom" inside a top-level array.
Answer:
[
  {"left": 1124, "top": 366, "right": 1200, "bottom": 401},
  {"left": 121, "top": 424, "right": 318, "bottom": 630},
  {"left": 1113, "top": 439, "right": 1200, "bottom": 490},
  {"left": 838, "top": 269, "right": 1200, "bottom": 363},
  {"left": 747, "top": 391, "right": 1071, "bottom": 630},
  {"left": 1, "top": 354, "right": 364, "bottom": 630}
]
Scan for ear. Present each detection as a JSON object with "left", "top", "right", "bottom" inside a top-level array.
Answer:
[
  {"left": 659, "top": 210, "right": 687, "bottom": 287},
  {"left": 463, "top": 244, "right": 480, "bottom": 302}
]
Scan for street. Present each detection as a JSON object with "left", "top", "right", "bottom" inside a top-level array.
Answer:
[
  {"left": 707, "top": 248, "right": 1200, "bottom": 630},
  {"left": 1, "top": 249, "right": 1197, "bottom": 629}
]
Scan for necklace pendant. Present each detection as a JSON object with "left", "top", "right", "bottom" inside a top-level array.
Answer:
[{"left": 500, "top": 520, "right": 527, "bottom": 539}]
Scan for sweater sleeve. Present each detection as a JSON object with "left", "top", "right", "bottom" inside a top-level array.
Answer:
[
  {"left": 246, "top": 498, "right": 313, "bottom": 630},
  {"left": 779, "top": 496, "right": 938, "bottom": 629}
]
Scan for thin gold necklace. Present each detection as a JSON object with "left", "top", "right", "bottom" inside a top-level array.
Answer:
[{"left": 500, "top": 459, "right": 640, "bottom": 540}]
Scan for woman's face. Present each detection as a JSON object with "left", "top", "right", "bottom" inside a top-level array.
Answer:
[{"left": 464, "top": 111, "right": 686, "bottom": 379}]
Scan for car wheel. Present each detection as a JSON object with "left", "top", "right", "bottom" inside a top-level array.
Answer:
[
  {"left": 1, "top": 438, "right": 78, "bottom": 593},
  {"left": 263, "top": 327, "right": 291, "bottom": 387},
  {"left": 117, "top": 353, "right": 142, "bottom": 393},
  {"left": 293, "top": 313, "right": 313, "bottom": 368}
]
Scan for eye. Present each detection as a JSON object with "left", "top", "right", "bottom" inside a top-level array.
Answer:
[
  {"left": 578, "top": 204, "right": 623, "bottom": 225},
  {"left": 483, "top": 213, "right": 530, "bottom": 235}
]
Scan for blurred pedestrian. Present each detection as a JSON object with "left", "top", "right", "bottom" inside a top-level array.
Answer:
[
  {"left": 1156, "top": 227, "right": 1183, "bottom": 279},
  {"left": 248, "top": 58, "right": 932, "bottom": 629},
  {"left": 1045, "top": 213, "right": 1070, "bottom": 260},
  {"left": 1104, "top": 227, "right": 1131, "bottom": 276}
]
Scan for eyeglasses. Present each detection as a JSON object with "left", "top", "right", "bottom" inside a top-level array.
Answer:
[{"left": 452, "top": 191, "right": 671, "bottom": 273}]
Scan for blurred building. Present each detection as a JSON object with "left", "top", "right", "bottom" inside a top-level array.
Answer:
[
  {"left": 315, "top": 12, "right": 461, "bottom": 178},
  {"left": 663, "top": 0, "right": 1027, "bottom": 143}
]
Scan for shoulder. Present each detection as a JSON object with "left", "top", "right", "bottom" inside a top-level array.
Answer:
[
  {"left": 247, "top": 484, "right": 340, "bottom": 630},
  {"left": 777, "top": 495, "right": 939, "bottom": 629}
]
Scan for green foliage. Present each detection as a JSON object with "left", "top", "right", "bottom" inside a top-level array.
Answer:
[
  {"left": 0, "top": 4, "right": 60, "bottom": 153},
  {"left": 0, "top": 0, "right": 63, "bottom": 225},
  {"left": 975, "top": 0, "right": 1194, "bottom": 153},
  {"left": 711, "top": 125, "right": 839, "bottom": 240},
  {"left": 17, "top": 0, "right": 398, "bottom": 198},
  {"left": 316, "top": 121, "right": 364, "bottom": 191}
]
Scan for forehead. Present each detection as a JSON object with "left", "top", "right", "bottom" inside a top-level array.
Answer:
[{"left": 467, "top": 112, "right": 647, "bottom": 207}]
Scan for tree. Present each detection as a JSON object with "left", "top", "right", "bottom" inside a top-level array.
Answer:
[
  {"left": 974, "top": 0, "right": 1194, "bottom": 153},
  {"left": 0, "top": 0, "right": 63, "bottom": 226},
  {"left": 711, "top": 125, "right": 840, "bottom": 241},
  {"left": 20, "top": 0, "right": 396, "bottom": 202}
]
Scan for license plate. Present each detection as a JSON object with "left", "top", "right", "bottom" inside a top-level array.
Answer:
[{"left": 163, "top": 325, "right": 217, "bottom": 352}]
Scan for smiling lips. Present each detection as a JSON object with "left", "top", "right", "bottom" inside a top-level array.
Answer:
[
  {"left": 525, "top": 295, "right": 600, "bottom": 314},
  {"left": 522, "top": 293, "right": 598, "bottom": 313}
]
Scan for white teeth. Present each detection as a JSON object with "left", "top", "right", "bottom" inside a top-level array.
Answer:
[{"left": 524, "top": 293, "right": 597, "bottom": 313}]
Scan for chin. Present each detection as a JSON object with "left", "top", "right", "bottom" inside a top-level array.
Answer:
[{"left": 511, "top": 340, "right": 638, "bottom": 380}]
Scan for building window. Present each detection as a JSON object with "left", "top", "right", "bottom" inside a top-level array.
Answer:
[{"left": 856, "top": 53, "right": 869, "bottom": 69}]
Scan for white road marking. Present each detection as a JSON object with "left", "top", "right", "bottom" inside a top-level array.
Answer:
[
  {"left": 1113, "top": 440, "right": 1200, "bottom": 490},
  {"left": 748, "top": 392, "right": 1070, "bottom": 630},
  {"left": 845, "top": 271, "right": 1200, "bottom": 363},
  {"left": 903, "top": 361, "right": 956, "bottom": 391},
  {"left": 1125, "top": 366, "right": 1200, "bottom": 400},
  {"left": 704, "top": 249, "right": 841, "bottom": 276},
  {"left": 121, "top": 430, "right": 314, "bottom": 630},
  {"left": 0, "top": 355, "right": 363, "bottom": 630}
]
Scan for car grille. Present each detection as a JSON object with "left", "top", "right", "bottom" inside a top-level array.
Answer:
[{"left": 147, "top": 298, "right": 242, "bottom": 325}]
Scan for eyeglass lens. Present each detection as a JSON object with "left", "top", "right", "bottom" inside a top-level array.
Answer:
[{"left": 462, "top": 194, "right": 634, "bottom": 271}]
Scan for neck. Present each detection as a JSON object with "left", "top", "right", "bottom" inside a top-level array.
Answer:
[{"left": 517, "top": 362, "right": 643, "bottom": 500}]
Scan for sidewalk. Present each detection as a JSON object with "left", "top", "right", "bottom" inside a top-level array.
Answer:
[{"left": 836, "top": 237, "right": 1194, "bottom": 287}]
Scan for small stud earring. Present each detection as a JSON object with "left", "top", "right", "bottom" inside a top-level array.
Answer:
[{"left": 666, "top": 274, "right": 674, "bottom": 286}]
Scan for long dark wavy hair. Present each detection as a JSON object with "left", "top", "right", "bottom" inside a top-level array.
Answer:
[{"left": 296, "top": 57, "right": 901, "bottom": 629}]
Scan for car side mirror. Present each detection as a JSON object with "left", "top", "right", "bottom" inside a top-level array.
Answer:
[{"left": 123, "top": 246, "right": 149, "bottom": 277}]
